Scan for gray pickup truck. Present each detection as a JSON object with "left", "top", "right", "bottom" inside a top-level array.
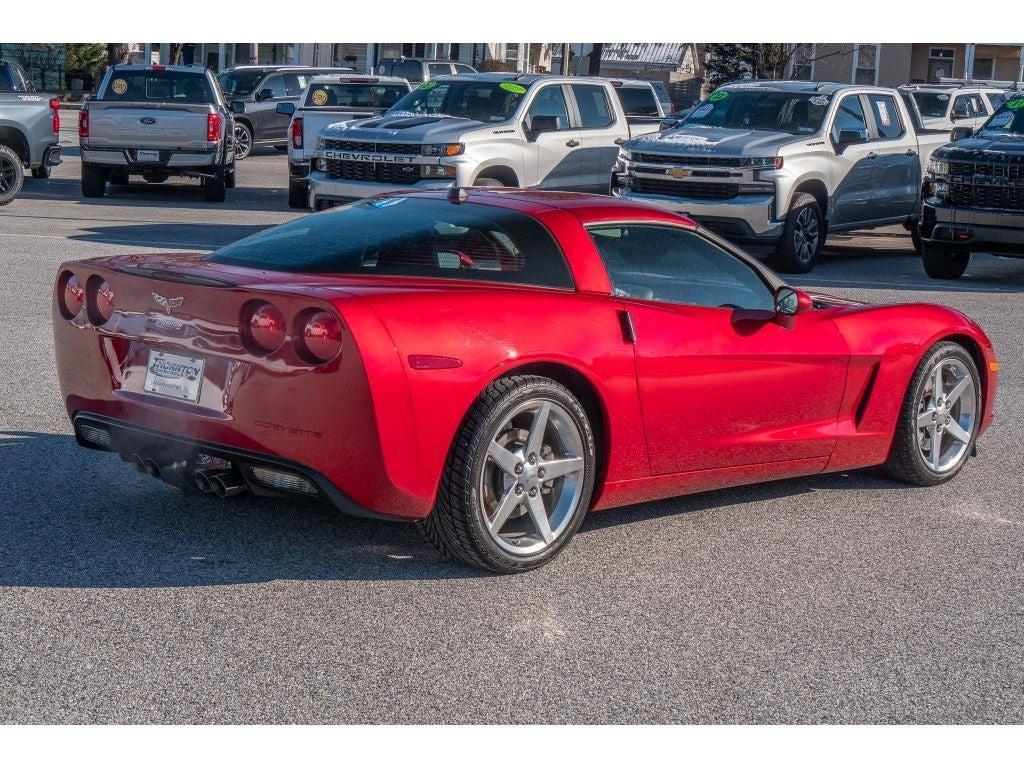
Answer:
[
  {"left": 0, "top": 59, "right": 62, "bottom": 205},
  {"left": 79, "top": 64, "right": 235, "bottom": 202},
  {"left": 613, "top": 80, "right": 950, "bottom": 272}
]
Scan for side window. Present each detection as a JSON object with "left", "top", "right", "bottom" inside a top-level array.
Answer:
[
  {"left": 284, "top": 74, "right": 309, "bottom": 97},
  {"left": 867, "top": 94, "right": 904, "bottom": 140},
  {"left": 426, "top": 63, "right": 452, "bottom": 78},
  {"left": 588, "top": 225, "right": 775, "bottom": 311},
  {"left": 526, "top": 85, "right": 570, "bottom": 130},
  {"left": 260, "top": 74, "right": 286, "bottom": 99},
  {"left": 13, "top": 64, "right": 33, "bottom": 91},
  {"left": 453, "top": 64, "right": 475, "bottom": 74},
  {"left": 618, "top": 86, "right": 659, "bottom": 117},
  {"left": 831, "top": 94, "right": 868, "bottom": 142},
  {"left": 397, "top": 61, "right": 422, "bottom": 81},
  {"left": 571, "top": 84, "right": 614, "bottom": 129}
]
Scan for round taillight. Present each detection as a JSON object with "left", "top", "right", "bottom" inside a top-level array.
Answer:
[
  {"left": 58, "top": 272, "right": 85, "bottom": 319},
  {"left": 296, "top": 309, "right": 343, "bottom": 364},
  {"left": 86, "top": 275, "right": 115, "bottom": 325},
  {"left": 243, "top": 301, "right": 286, "bottom": 354}
]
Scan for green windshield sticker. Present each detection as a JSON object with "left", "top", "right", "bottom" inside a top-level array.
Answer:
[
  {"left": 708, "top": 91, "right": 730, "bottom": 103},
  {"left": 1006, "top": 98, "right": 1024, "bottom": 110},
  {"left": 419, "top": 80, "right": 439, "bottom": 91},
  {"left": 500, "top": 82, "right": 527, "bottom": 94}
]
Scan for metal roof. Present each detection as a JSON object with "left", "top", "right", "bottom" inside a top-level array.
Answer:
[{"left": 599, "top": 43, "right": 686, "bottom": 70}]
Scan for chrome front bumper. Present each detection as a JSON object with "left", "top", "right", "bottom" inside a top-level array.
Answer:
[
  {"left": 308, "top": 170, "right": 455, "bottom": 206},
  {"left": 613, "top": 186, "right": 783, "bottom": 240}
]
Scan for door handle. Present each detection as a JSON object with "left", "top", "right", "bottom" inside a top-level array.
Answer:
[
  {"left": 906, "top": 148, "right": 918, "bottom": 156},
  {"left": 617, "top": 309, "right": 636, "bottom": 344},
  {"left": 566, "top": 139, "right": 580, "bottom": 148},
  {"left": 865, "top": 151, "right": 879, "bottom": 159}
]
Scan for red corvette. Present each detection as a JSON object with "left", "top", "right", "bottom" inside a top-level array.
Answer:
[{"left": 53, "top": 190, "right": 998, "bottom": 572}]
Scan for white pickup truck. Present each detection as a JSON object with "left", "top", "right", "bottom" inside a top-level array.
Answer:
[
  {"left": 277, "top": 74, "right": 411, "bottom": 208},
  {"left": 79, "top": 64, "right": 235, "bottom": 202},
  {"left": 307, "top": 73, "right": 666, "bottom": 209}
]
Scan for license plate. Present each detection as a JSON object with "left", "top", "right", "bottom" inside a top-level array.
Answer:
[
  {"left": 137, "top": 149, "right": 160, "bottom": 163},
  {"left": 144, "top": 350, "right": 205, "bottom": 403}
]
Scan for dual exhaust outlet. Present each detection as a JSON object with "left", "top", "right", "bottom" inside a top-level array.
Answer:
[{"left": 129, "top": 454, "right": 245, "bottom": 497}]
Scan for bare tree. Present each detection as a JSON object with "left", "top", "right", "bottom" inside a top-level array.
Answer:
[
  {"left": 12, "top": 44, "right": 65, "bottom": 92},
  {"left": 106, "top": 44, "right": 132, "bottom": 66}
]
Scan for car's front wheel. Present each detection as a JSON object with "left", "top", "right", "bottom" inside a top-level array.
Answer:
[
  {"left": 922, "top": 243, "right": 970, "bottom": 280},
  {"left": 419, "top": 375, "right": 596, "bottom": 573},
  {"left": 885, "top": 341, "right": 981, "bottom": 486},
  {"left": 233, "top": 122, "right": 253, "bottom": 160},
  {"left": 773, "top": 193, "right": 823, "bottom": 273}
]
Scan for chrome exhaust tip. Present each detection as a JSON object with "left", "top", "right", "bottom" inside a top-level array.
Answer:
[
  {"left": 144, "top": 458, "right": 161, "bottom": 478},
  {"left": 194, "top": 470, "right": 213, "bottom": 494},
  {"left": 130, "top": 454, "right": 148, "bottom": 474},
  {"left": 209, "top": 471, "right": 245, "bottom": 498}
]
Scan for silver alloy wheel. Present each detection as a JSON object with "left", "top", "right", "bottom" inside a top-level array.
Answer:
[
  {"left": 234, "top": 123, "right": 252, "bottom": 159},
  {"left": 793, "top": 207, "right": 819, "bottom": 263},
  {"left": 917, "top": 357, "right": 977, "bottom": 473},
  {"left": 479, "top": 398, "right": 586, "bottom": 556},
  {"left": 0, "top": 153, "right": 17, "bottom": 193}
]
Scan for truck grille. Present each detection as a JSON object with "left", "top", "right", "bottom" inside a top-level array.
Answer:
[
  {"left": 323, "top": 159, "right": 419, "bottom": 184},
  {"left": 947, "top": 182, "right": 1024, "bottom": 211},
  {"left": 322, "top": 139, "right": 421, "bottom": 155},
  {"left": 631, "top": 178, "right": 739, "bottom": 200},
  {"left": 632, "top": 153, "right": 761, "bottom": 168},
  {"left": 948, "top": 161, "right": 1024, "bottom": 182}
]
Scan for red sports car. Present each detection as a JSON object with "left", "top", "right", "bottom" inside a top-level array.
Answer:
[{"left": 53, "top": 190, "right": 998, "bottom": 573}]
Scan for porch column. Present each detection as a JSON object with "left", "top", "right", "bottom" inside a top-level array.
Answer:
[
  {"left": 218, "top": 43, "right": 226, "bottom": 72},
  {"left": 365, "top": 43, "right": 375, "bottom": 74},
  {"left": 143, "top": 43, "right": 152, "bottom": 65},
  {"left": 248, "top": 43, "right": 258, "bottom": 65},
  {"left": 964, "top": 43, "right": 976, "bottom": 80}
]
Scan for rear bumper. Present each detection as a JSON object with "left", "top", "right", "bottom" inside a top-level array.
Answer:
[
  {"left": 612, "top": 184, "right": 783, "bottom": 242},
  {"left": 308, "top": 170, "right": 454, "bottom": 206},
  {"left": 81, "top": 146, "right": 218, "bottom": 169},
  {"left": 73, "top": 414, "right": 400, "bottom": 520},
  {"left": 921, "top": 199, "right": 1024, "bottom": 256}
]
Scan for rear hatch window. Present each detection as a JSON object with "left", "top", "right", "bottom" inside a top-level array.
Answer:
[
  {"left": 207, "top": 197, "right": 573, "bottom": 289},
  {"left": 618, "top": 86, "right": 660, "bottom": 116},
  {"left": 304, "top": 82, "right": 408, "bottom": 109},
  {"left": 103, "top": 70, "right": 214, "bottom": 104}
]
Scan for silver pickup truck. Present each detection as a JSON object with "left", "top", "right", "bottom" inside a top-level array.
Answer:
[
  {"left": 307, "top": 73, "right": 666, "bottom": 209},
  {"left": 79, "top": 64, "right": 235, "bottom": 202},
  {"left": 614, "top": 80, "right": 951, "bottom": 272},
  {"left": 276, "top": 74, "right": 411, "bottom": 208},
  {"left": 0, "top": 59, "right": 62, "bottom": 205}
]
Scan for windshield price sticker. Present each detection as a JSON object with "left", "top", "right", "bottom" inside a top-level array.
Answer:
[
  {"left": 690, "top": 104, "right": 713, "bottom": 119},
  {"left": 1006, "top": 98, "right": 1024, "bottom": 111},
  {"left": 311, "top": 89, "right": 328, "bottom": 106},
  {"left": 938, "top": 93, "right": 950, "bottom": 101},
  {"left": 419, "top": 80, "right": 439, "bottom": 91},
  {"left": 111, "top": 78, "right": 128, "bottom": 95},
  {"left": 810, "top": 95, "right": 830, "bottom": 106},
  {"left": 500, "top": 82, "right": 527, "bottom": 94},
  {"left": 988, "top": 111, "right": 1014, "bottom": 128},
  {"left": 708, "top": 91, "right": 730, "bottom": 103}
]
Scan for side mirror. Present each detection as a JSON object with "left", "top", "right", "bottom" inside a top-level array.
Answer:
[
  {"left": 951, "top": 108, "right": 970, "bottom": 120},
  {"left": 950, "top": 126, "right": 974, "bottom": 141},
  {"left": 525, "top": 114, "right": 560, "bottom": 138},
  {"left": 276, "top": 102, "right": 295, "bottom": 116},
  {"left": 774, "top": 286, "right": 813, "bottom": 317},
  {"left": 254, "top": 88, "right": 274, "bottom": 102},
  {"left": 230, "top": 100, "right": 246, "bottom": 114},
  {"left": 836, "top": 127, "right": 870, "bottom": 148}
]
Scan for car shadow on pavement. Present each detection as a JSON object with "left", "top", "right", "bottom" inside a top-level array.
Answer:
[
  {"left": 69, "top": 223, "right": 273, "bottom": 251},
  {"left": 0, "top": 431, "right": 908, "bottom": 589}
]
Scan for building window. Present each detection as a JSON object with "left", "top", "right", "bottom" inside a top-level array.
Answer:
[
  {"left": 973, "top": 57, "right": 995, "bottom": 80},
  {"left": 790, "top": 44, "right": 815, "bottom": 80},
  {"left": 504, "top": 44, "right": 520, "bottom": 66},
  {"left": 928, "top": 47, "right": 956, "bottom": 82},
  {"left": 854, "top": 44, "right": 879, "bottom": 85}
]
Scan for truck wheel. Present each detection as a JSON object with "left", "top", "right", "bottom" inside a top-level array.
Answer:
[
  {"left": 473, "top": 177, "right": 505, "bottom": 187},
  {"left": 287, "top": 180, "right": 308, "bottom": 209},
  {"left": 773, "top": 193, "right": 823, "bottom": 273},
  {"left": 233, "top": 122, "right": 253, "bottom": 160},
  {"left": 225, "top": 163, "right": 237, "bottom": 189},
  {"left": 81, "top": 162, "right": 106, "bottom": 198},
  {"left": 31, "top": 165, "right": 51, "bottom": 179},
  {"left": 0, "top": 144, "right": 25, "bottom": 206},
  {"left": 203, "top": 166, "right": 227, "bottom": 203},
  {"left": 922, "top": 243, "right": 970, "bottom": 280},
  {"left": 910, "top": 221, "right": 922, "bottom": 254},
  {"left": 417, "top": 375, "right": 596, "bottom": 573}
]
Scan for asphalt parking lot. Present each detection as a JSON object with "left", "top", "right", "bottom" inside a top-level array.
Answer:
[{"left": 0, "top": 111, "right": 1021, "bottom": 723}]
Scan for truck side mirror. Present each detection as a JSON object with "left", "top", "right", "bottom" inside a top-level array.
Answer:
[
  {"left": 525, "top": 114, "right": 560, "bottom": 140},
  {"left": 950, "top": 126, "right": 974, "bottom": 141},
  {"left": 276, "top": 102, "right": 295, "bottom": 116},
  {"left": 836, "top": 127, "right": 870, "bottom": 148},
  {"left": 230, "top": 100, "right": 246, "bottom": 114}
]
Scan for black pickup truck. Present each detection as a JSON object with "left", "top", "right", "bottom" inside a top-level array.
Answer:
[{"left": 920, "top": 94, "right": 1024, "bottom": 279}]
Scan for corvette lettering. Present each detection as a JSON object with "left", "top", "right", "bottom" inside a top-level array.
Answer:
[{"left": 324, "top": 150, "right": 419, "bottom": 163}]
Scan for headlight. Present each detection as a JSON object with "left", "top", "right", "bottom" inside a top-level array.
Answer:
[
  {"left": 748, "top": 156, "right": 783, "bottom": 169},
  {"left": 927, "top": 159, "right": 949, "bottom": 177},
  {"left": 423, "top": 143, "right": 464, "bottom": 157}
]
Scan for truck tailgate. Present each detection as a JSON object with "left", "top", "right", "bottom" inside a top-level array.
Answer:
[{"left": 85, "top": 102, "right": 213, "bottom": 150}]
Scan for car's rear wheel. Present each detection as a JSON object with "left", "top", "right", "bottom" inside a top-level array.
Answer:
[
  {"left": 233, "top": 122, "right": 253, "bottom": 160},
  {"left": 773, "top": 193, "right": 823, "bottom": 273},
  {"left": 225, "top": 163, "right": 237, "bottom": 189},
  {"left": 31, "top": 164, "right": 51, "bottom": 179},
  {"left": 81, "top": 161, "right": 106, "bottom": 198},
  {"left": 288, "top": 180, "right": 308, "bottom": 209},
  {"left": 203, "top": 165, "right": 227, "bottom": 203},
  {"left": 885, "top": 341, "right": 981, "bottom": 486},
  {"left": 0, "top": 144, "right": 24, "bottom": 206},
  {"left": 419, "top": 375, "right": 596, "bottom": 573},
  {"left": 922, "top": 243, "right": 970, "bottom": 280}
]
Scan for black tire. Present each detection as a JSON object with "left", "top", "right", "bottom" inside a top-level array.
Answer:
[
  {"left": 922, "top": 243, "right": 970, "bottom": 280},
  {"left": 773, "top": 193, "right": 823, "bottom": 273},
  {"left": 418, "top": 375, "right": 596, "bottom": 573},
  {"left": 225, "top": 163, "right": 237, "bottom": 189},
  {"left": 233, "top": 122, "right": 253, "bottom": 160},
  {"left": 885, "top": 341, "right": 981, "bottom": 486},
  {"left": 288, "top": 180, "right": 308, "bottom": 209},
  {"left": 81, "top": 161, "right": 106, "bottom": 198},
  {"left": 203, "top": 165, "right": 227, "bottom": 203},
  {"left": 31, "top": 164, "right": 51, "bottom": 179},
  {"left": 109, "top": 169, "right": 130, "bottom": 186},
  {"left": 473, "top": 176, "right": 506, "bottom": 187},
  {"left": 0, "top": 143, "right": 24, "bottom": 205},
  {"left": 910, "top": 221, "right": 922, "bottom": 254}
]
